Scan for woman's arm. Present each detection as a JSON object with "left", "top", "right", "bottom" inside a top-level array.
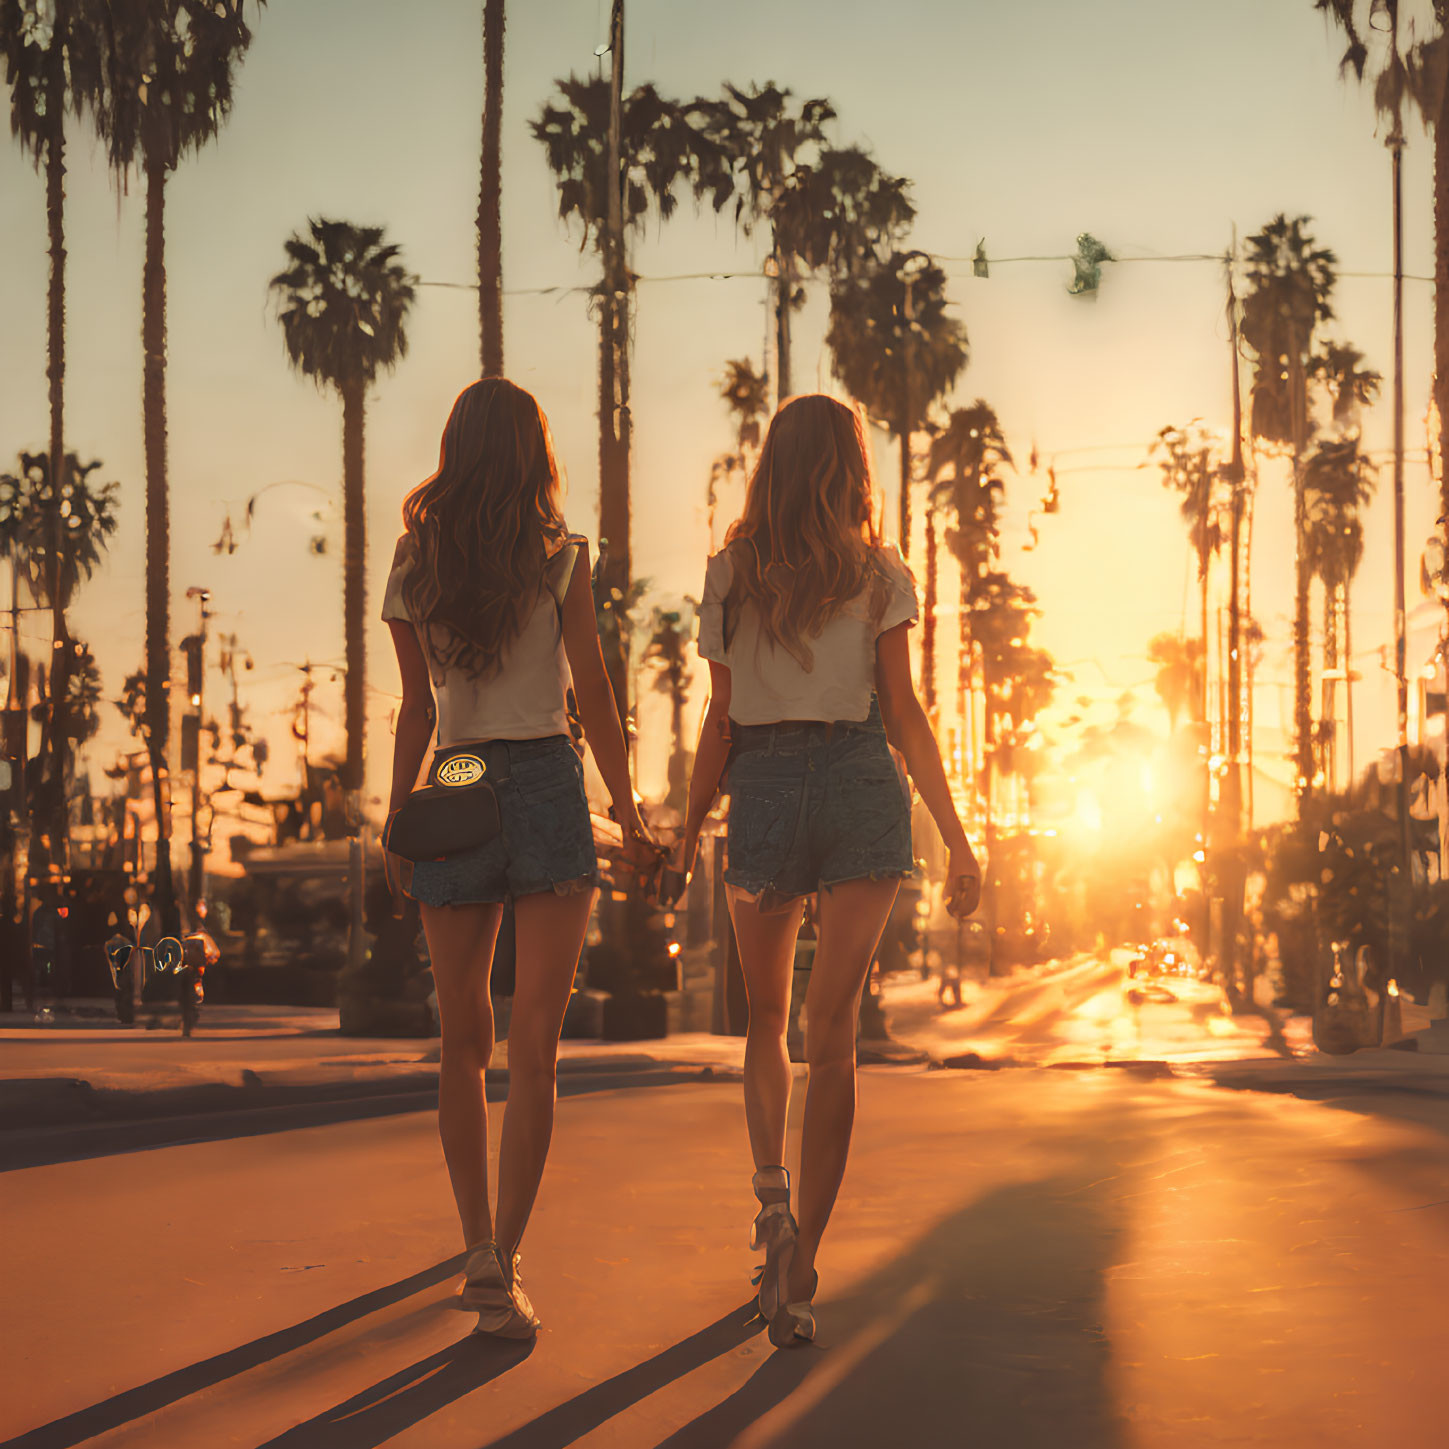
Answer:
[
  {"left": 558, "top": 542, "right": 652, "bottom": 850},
  {"left": 677, "top": 661, "right": 733, "bottom": 875},
  {"left": 387, "top": 620, "right": 436, "bottom": 814},
  {"left": 874, "top": 622, "right": 981, "bottom": 917}
]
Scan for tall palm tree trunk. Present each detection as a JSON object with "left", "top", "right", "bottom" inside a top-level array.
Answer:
[
  {"left": 143, "top": 151, "right": 177, "bottom": 932},
  {"left": 1290, "top": 349, "right": 1314, "bottom": 800},
  {"left": 43, "top": 108, "right": 70, "bottom": 882},
  {"left": 1338, "top": 588, "right": 1350, "bottom": 788},
  {"left": 341, "top": 378, "right": 366, "bottom": 794},
  {"left": 478, "top": 0, "right": 505, "bottom": 377},
  {"left": 1199, "top": 539, "right": 1212, "bottom": 962},
  {"left": 773, "top": 241, "right": 792, "bottom": 404},
  {"left": 922, "top": 503, "right": 938, "bottom": 715},
  {"left": 1437, "top": 61, "right": 1449, "bottom": 724},
  {"left": 598, "top": 0, "right": 630, "bottom": 740},
  {"left": 897, "top": 426, "right": 911, "bottom": 561},
  {"left": 597, "top": 297, "right": 631, "bottom": 736},
  {"left": 1322, "top": 578, "right": 1339, "bottom": 791}
]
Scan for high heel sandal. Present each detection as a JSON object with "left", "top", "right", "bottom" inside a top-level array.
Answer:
[
  {"left": 767, "top": 1268, "right": 818, "bottom": 1348},
  {"left": 461, "top": 1240, "right": 540, "bottom": 1339},
  {"left": 749, "top": 1166, "right": 798, "bottom": 1320}
]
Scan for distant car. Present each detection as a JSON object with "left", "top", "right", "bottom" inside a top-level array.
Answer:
[{"left": 1127, "top": 938, "right": 1199, "bottom": 982}]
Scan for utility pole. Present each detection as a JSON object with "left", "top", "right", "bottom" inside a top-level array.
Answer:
[
  {"left": 598, "top": 0, "right": 632, "bottom": 739},
  {"left": 1390, "top": 117, "right": 1412, "bottom": 905},
  {"left": 184, "top": 587, "right": 210, "bottom": 911},
  {"left": 2, "top": 545, "right": 28, "bottom": 1013},
  {"left": 1223, "top": 237, "right": 1247, "bottom": 1000}
]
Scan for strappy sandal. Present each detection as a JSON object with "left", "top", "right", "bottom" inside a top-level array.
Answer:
[
  {"left": 749, "top": 1166, "right": 798, "bottom": 1320},
  {"left": 768, "top": 1268, "right": 818, "bottom": 1348},
  {"left": 461, "top": 1240, "right": 540, "bottom": 1339}
]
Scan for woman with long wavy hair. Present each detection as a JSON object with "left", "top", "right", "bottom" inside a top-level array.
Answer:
[
  {"left": 382, "top": 377, "right": 654, "bottom": 1338},
  {"left": 677, "top": 393, "right": 980, "bottom": 1347}
]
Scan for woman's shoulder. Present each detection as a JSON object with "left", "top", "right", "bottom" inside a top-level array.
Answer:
[
  {"left": 704, "top": 543, "right": 740, "bottom": 591},
  {"left": 871, "top": 541, "right": 914, "bottom": 583},
  {"left": 389, "top": 532, "right": 418, "bottom": 571},
  {"left": 544, "top": 529, "right": 589, "bottom": 602}
]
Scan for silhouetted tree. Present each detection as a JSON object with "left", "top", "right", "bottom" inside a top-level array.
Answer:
[
  {"left": 478, "top": 0, "right": 504, "bottom": 375},
  {"left": 1241, "top": 213, "right": 1338, "bottom": 800},
  {"left": 269, "top": 219, "right": 415, "bottom": 796},
  {"left": 826, "top": 250, "right": 968, "bottom": 559},
  {"left": 89, "top": 0, "right": 263, "bottom": 931},
  {"left": 707, "top": 357, "right": 768, "bottom": 548},
  {"left": 927, "top": 402, "right": 1011, "bottom": 730},
  {"left": 697, "top": 83, "right": 913, "bottom": 402},
  {"left": 532, "top": 75, "right": 714, "bottom": 733}
]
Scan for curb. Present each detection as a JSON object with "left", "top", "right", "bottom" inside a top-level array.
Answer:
[{"left": 0, "top": 1052, "right": 745, "bottom": 1136}]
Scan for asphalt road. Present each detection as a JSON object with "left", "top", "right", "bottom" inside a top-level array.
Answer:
[{"left": 5, "top": 1024, "right": 1448, "bottom": 1448}]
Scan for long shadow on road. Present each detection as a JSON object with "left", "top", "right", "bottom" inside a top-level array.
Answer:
[
  {"left": 655, "top": 1172, "right": 1130, "bottom": 1449},
  {"left": 256, "top": 1334, "right": 535, "bottom": 1449},
  {"left": 0, "top": 1256, "right": 467, "bottom": 1449}
]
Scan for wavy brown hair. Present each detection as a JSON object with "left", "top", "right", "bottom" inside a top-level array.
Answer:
[
  {"left": 724, "top": 393, "right": 888, "bottom": 668},
  {"left": 401, "top": 379, "right": 569, "bottom": 677}
]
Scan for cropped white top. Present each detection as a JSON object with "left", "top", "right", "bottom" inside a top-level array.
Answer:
[
  {"left": 696, "top": 543, "right": 918, "bottom": 724},
  {"left": 381, "top": 532, "right": 584, "bottom": 744}
]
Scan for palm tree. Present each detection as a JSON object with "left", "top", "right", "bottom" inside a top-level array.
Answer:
[
  {"left": 970, "top": 572, "right": 1054, "bottom": 836},
  {"left": 89, "top": 0, "right": 262, "bottom": 930},
  {"left": 531, "top": 75, "right": 712, "bottom": 732},
  {"left": 696, "top": 84, "right": 914, "bottom": 402},
  {"left": 478, "top": 0, "right": 504, "bottom": 375},
  {"left": 707, "top": 357, "right": 768, "bottom": 548},
  {"left": 1303, "top": 437, "right": 1377, "bottom": 786},
  {"left": 1148, "top": 632, "right": 1205, "bottom": 735},
  {"left": 1315, "top": 2, "right": 1447, "bottom": 622},
  {"left": 1153, "top": 422, "right": 1225, "bottom": 729},
  {"left": 642, "top": 605, "right": 692, "bottom": 813},
  {"left": 269, "top": 219, "right": 414, "bottom": 800},
  {"left": 1241, "top": 214, "right": 1338, "bottom": 800},
  {"left": 1308, "top": 339, "right": 1382, "bottom": 428},
  {"left": 927, "top": 402, "right": 1011, "bottom": 740},
  {"left": 826, "top": 250, "right": 969, "bottom": 559},
  {"left": 0, "top": 449, "right": 118, "bottom": 881},
  {"left": 2, "top": 0, "right": 103, "bottom": 882}
]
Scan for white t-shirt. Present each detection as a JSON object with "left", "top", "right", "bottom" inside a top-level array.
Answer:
[
  {"left": 381, "top": 532, "right": 584, "bottom": 743},
  {"left": 696, "top": 543, "right": 918, "bottom": 724}
]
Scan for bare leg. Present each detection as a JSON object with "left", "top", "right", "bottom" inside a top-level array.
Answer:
[
  {"left": 421, "top": 900, "right": 505, "bottom": 1250},
  {"left": 792, "top": 876, "right": 899, "bottom": 1298},
  {"left": 727, "top": 887, "right": 806, "bottom": 1170},
  {"left": 493, "top": 886, "right": 596, "bottom": 1258}
]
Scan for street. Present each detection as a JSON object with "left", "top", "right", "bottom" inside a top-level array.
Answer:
[{"left": 3, "top": 956, "right": 1448, "bottom": 1448}]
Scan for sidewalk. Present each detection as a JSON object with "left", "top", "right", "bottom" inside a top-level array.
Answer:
[
  {"left": 0, "top": 1000, "right": 751, "bottom": 1144},
  {"left": 8, "top": 979, "right": 1449, "bottom": 1146}
]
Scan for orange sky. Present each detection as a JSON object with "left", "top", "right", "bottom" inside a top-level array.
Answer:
[{"left": 0, "top": 0, "right": 1442, "bottom": 836}]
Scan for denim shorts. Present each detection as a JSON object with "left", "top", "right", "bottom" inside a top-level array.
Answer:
[
  {"left": 724, "top": 697, "right": 913, "bottom": 902},
  {"left": 405, "top": 737, "right": 599, "bottom": 907}
]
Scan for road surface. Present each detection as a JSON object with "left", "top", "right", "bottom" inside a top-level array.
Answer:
[{"left": 3, "top": 957, "right": 1446, "bottom": 1448}]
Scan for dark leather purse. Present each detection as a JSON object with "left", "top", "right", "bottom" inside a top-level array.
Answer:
[{"left": 382, "top": 751, "right": 503, "bottom": 863}]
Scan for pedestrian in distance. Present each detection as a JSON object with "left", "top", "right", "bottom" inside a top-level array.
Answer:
[
  {"left": 382, "top": 377, "right": 659, "bottom": 1339},
  {"left": 672, "top": 393, "right": 981, "bottom": 1348}
]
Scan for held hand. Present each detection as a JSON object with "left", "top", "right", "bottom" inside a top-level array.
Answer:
[
  {"left": 657, "top": 836, "right": 696, "bottom": 909},
  {"left": 944, "top": 846, "right": 982, "bottom": 920},
  {"left": 617, "top": 810, "right": 668, "bottom": 901}
]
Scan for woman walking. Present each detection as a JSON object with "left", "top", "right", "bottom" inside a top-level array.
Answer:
[
  {"left": 676, "top": 394, "right": 980, "bottom": 1347},
  {"left": 382, "top": 378, "right": 654, "bottom": 1338}
]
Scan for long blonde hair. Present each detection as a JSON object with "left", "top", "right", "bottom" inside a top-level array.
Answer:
[
  {"left": 724, "top": 393, "right": 887, "bottom": 668},
  {"left": 401, "top": 378, "right": 568, "bottom": 677}
]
